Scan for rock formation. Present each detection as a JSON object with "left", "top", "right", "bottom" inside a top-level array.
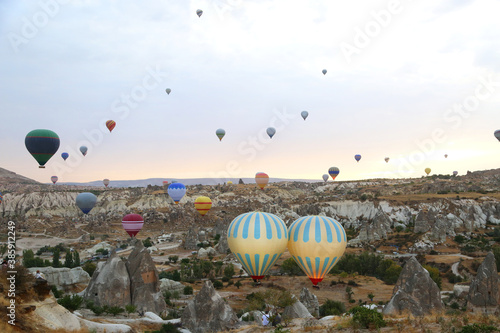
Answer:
[
  {"left": 182, "top": 280, "right": 239, "bottom": 333},
  {"left": 467, "top": 252, "right": 499, "bottom": 314},
  {"left": 28, "top": 267, "right": 90, "bottom": 292},
  {"left": 300, "top": 287, "right": 319, "bottom": 317},
  {"left": 159, "top": 278, "right": 185, "bottom": 295},
  {"left": 354, "top": 209, "right": 392, "bottom": 243},
  {"left": 383, "top": 256, "right": 443, "bottom": 316},
  {"left": 184, "top": 228, "right": 199, "bottom": 250},
  {"left": 282, "top": 297, "right": 313, "bottom": 319}
]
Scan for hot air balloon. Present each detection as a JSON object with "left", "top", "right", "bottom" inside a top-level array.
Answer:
[
  {"left": 444, "top": 154, "right": 448, "bottom": 158},
  {"left": 227, "top": 181, "right": 233, "bottom": 185},
  {"left": 25, "top": 129, "right": 60, "bottom": 168},
  {"left": 227, "top": 212, "right": 288, "bottom": 282},
  {"left": 384, "top": 157, "right": 390, "bottom": 163},
  {"left": 301, "top": 111, "right": 309, "bottom": 120},
  {"left": 322, "top": 69, "right": 327, "bottom": 75},
  {"left": 354, "top": 154, "right": 361, "bottom": 162},
  {"left": 106, "top": 120, "right": 116, "bottom": 133},
  {"left": 103, "top": 179, "right": 110, "bottom": 187},
  {"left": 322, "top": 174, "right": 329, "bottom": 182},
  {"left": 216, "top": 128, "right": 225, "bottom": 141},
  {"left": 196, "top": 9, "right": 203, "bottom": 17},
  {"left": 328, "top": 167, "right": 339, "bottom": 180},
  {"left": 76, "top": 192, "right": 97, "bottom": 214},
  {"left": 255, "top": 172, "right": 269, "bottom": 190},
  {"left": 162, "top": 180, "right": 169, "bottom": 186},
  {"left": 61, "top": 152, "right": 69, "bottom": 161},
  {"left": 168, "top": 183, "right": 186, "bottom": 204},
  {"left": 194, "top": 196, "right": 212, "bottom": 216},
  {"left": 80, "top": 146, "right": 88, "bottom": 156},
  {"left": 266, "top": 127, "right": 276, "bottom": 139},
  {"left": 51, "top": 176, "right": 58, "bottom": 184},
  {"left": 288, "top": 215, "right": 347, "bottom": 286},
  {"left": 425, "top": 168, "right": 431, "bottom": 176},
  {"left": 453, "top": 171, "right": 458, "bottom": 176},
  {"left": 0, "top": 192, "right": 3, "bottom": 205},
  {"left": 495, "top": 130, "right": 500, "bottom": 142},
  {"left": 122, "top": 214, "right": 144, "bottom": 237},
  {"left": 165, "top": 88, "right": 171, "bottom": 95}
]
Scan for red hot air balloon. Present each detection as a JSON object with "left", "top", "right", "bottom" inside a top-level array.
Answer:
[
  {"left": 106, "top": 120, "right": 116, "bottom": 133},
  {"left": 122, "top": 214, "right": 144, "bottom": 237}
]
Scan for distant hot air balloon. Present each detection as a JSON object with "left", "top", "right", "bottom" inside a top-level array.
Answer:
[
  {"left": 255, "top": 172, "right": 269, "bottom": 190},
  {"left": 495, "top": 130, "right": 500, "bottom": 142},
  {"left": 328, "top": 167, "right": 340, "bottom": 180},
  {"left": 0, "top": 192, "right": 3, "bottom": 205},
  {"left": 122, "top": 214, "right": 144, "bottom": 237},
  {"left": 354, "top": 154, "right": 361, "bottom": 162},
  {"left": 80, "top": 146, "right": 88, "bottom": 156},
  {"left": 196, "top": 9, "right": 203, "bottom": 17},
  {"left": 425, "top": 168, "right": 431, "bottom": 176},
  {"left": 453, "top": 171, "right": 458, "bottom": 176},
  {"left": 266, "top": 127, "right": 276, "bottom": 139},
  {"left": 76, "top": 192, "right": 97, "bottom": 214},
  {"left": 227, "top": 212, "right": 288, "bottom": 282},
  {"left": 384, "top": 157, "right": 390, "bottom": 163},
  {"left": 444, "top": 154, "right": 448, "bottom": 158},
  {"left": 194, "top": 196, "right": 212, "bottom": 216},
  {"left": 162, "top": 180, "right": 169, "bottom": 186},
  {"left": 322, "top": 69, "right": 327, "bottom": 75},
  {"left": 51, "top": 176, "right": 58, "bottom": 184},
  {"left": 106, "top": 120, "right": 116, "bottom": 133},
  {"left": 165, "top": 88, "right": 171, "bottom": 95},
  {"left": 61, "top": 152, "right": 69, "bottom": 161},
  {"left": 322, "top": 174, "right": 329, "bottom": 182},
  {"left": 103, "top": 179, "right": 110, "bottom": 187},
  {"left": 168, "top": 183, "right": 186, "bottom": 204},
  {"left": 25, "top": 129, "right": 60, "bottom": 168},
  {"left": 216, "top": 128, "right": 225, "bottom": 141},
  {"left": 288, "top": 215, "right": 347, "bottom": 286},
  {"left": 227, "top": 181, "right": 233, "bottom": 185},
  {"left": 301, "top": 111, "right": 309, "bottom": 120}
]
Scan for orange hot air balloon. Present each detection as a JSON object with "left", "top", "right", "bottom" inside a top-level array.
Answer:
[
  {"left": 106, "top": 120, "right": 116, "bottom": 133},
  {"left": 255, "top": 172, "right": 269, "bottom": 190},
  {"left": 194, "top": 196, "right": 212, "bottom": 216}
]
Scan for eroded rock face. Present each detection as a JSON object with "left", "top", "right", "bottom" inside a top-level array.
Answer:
[
  {"left": 184, "top": 228, "right": 199, "bottom": 250},
  {"left": 126, "top": 239, "right": 167, "bottom": 315},
  {"left": 300, "top": 287, "right": 319, "bottom": 317},
  {"left": 282, "top": 297, "right": 313, "bottom": 319},
  {"left": 355, "top": 209, "right": 392, "bottom": 243},
  {"left": 467, "top": 252, "right": 499, "bottom": 314},
  {"left": 159, "top": 278, "right": 185, "bottom": 295},
  {"left": 383, "top": 256, "right": 443, "bottom": 316},
  {"left": 181, "top": 280, "right": 239, "bottom": 333},
  {"left": 28, "top": 267, "right": 90, "bottom": 292}
]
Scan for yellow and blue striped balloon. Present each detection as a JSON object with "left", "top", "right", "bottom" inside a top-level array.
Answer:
[
  {"left": 227, "top": 212, "right": 288, "bottom": 281},
  {"left": 288, "top": 215, "right": 347, "bottom": 286}
]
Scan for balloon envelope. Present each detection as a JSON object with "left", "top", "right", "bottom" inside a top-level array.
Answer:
[
  {"left": 25, "top": 129, "right": 60, "bottom": 168},
  {"left": 162, "top": 181, "right": 169, "bottom": 186},
  {"left": 495, "top": 130, "right": 500, "bottom": 142},
  {"left": 106, "top": 120, "right": 116, "bottom": 133},
  {"left": 194, "top": 196, "right": 212, "bottom": 216},
  {"left": 227, "top": 212, "right": 288, "bottom": 281},
  {"left": 425, "top": 168, "right": 431, "bottom": 175},
  {"left": 61, "top": 152, "right": 69, "bottom": 161},
  {"left": 354, "top": 154, "right": 361, "bottom": 162},
  {"left": 76, "top": 192, "right": 97, "bottom": 214},
  {"left": 196, "top": 9, "right": 203, "bottom": 17},
  {"left": 51, "top": 176, "right": 58, "bottom": 184},
  {"left": 288, "top": 215, "right": 347, "bottom": 286},
  {"left": 444, "top": 154, "right": 448, "bottom": 158},
  {"left": 322, "top": 69, "right": 327, "bottom": 75},
  {"left": 384, "top": 157, "right": 390, "bottom": 163},
  {"left": 216, "top": 128, "right": 225, "bottom": 141},
  {"left": 80, "top": 146, "right": 88, "bottom": 156},
  {"left": 322, "top": 174, "right": 329, "bottom": 182},
  {"left": 122, "top": 214, "right": 144, "bottom": 237},
  {"left": 266, "top": 127, "right": 276, "bottom": 138},
  {"left": 453, "top": 171, "right": 458, "bottom": 176},
  {"left": 103, "top": 179, "right": 110, "bottom": 187},
  {"left": 227, "top": 181, "right": 233, "bottom": 185},
  {"left": 328, "top": 167, "right": 340, "bottom": 180},
  {"left": 255, "top": 172, "right": 269, "bottom": 190},
  {"left": 301, "top": 111, "right": 308, "bottom": 120},
  {"left": 0, "top": 192, "right": 2, "bottom": 205},
  {"left": 168, "top": 183, "right": 186, "bottom": 204},
  {"left": 165, "top": 88, "right": 171, "bottom": 95}
]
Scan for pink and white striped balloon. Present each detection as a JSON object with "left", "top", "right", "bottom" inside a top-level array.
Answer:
[{"left": 122, "top": 214, "right": 144, "bottom": 237}]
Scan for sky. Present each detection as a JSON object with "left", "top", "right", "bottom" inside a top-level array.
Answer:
[{"left": 1, "top": 0, "right": 499, "bottom": 184}]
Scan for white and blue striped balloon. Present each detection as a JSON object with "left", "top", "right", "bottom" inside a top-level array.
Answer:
[
  {"left": 227, "top": 212, "right": 288, "bottom": 280},
  {"left": 288, "top": 215, "right": 347, "bottom": 285},
  {"left": 167, "top": 183, "right": 186, "bottom": 204}
]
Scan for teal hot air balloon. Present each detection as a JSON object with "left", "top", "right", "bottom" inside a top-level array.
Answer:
[
  {"left": 76, "top": 192, "right": 97, "bottom": 214},
  {"left": 216, "top": 128, "right": 225, "bottom": 141},
  {"left": 168, "top": 183, "right": 186, "bottom": 204},
  {"left": 354, "top": 154, "right": 361, "bottom": 162},
  {"left": 227, "top": 212, "right": 288, "bottom": 282},
  {"left": 25, "top": 129, "right": 60, "bottom": 168}
]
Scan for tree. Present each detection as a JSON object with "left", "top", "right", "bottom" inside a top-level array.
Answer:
[
  {"left": 168, "top": 255, "right": 179, "bottom": 264},
  {"left": 348, "top": 306, "right": 386, "bottom": 329},
  {"left": 73, "top": 251, "right": 80, "bottom": 267},
  {"left": 247, "top": 289, "right": 295, "bottom": 325},
  {"left": 82, "top": 261, "right": 97, "bottom": 277},
  {"left": 223, "top": 263, "right": 235, "bottom": 280},
  {"left": 319, "top": 299, "right": 346, "bottom": 316},
  {"left": 368, "top": 293, "right": 374, "bottom": 302},
  {"left": 235, "top": 280, "right": 242, "bottom": 289},
  {"left": 57, "top": 295, "right": 83, "bottom": 312},
  {"left": 143, "top": 238, "right": 153, "bottom": 248},
  {"left": 184, "top": 286, "right": 193, "bottom": 295},
  {"left": 423, "top": 265, "right": 442, "bottom": 289},
  {"left": 64, "top": 250, "right": 73, "bottom": 268},
  {"left": 125, "top": 304, "right": 136, "bottom": 317},
  {"left": 52, "top": 249, "right": 61, "bottom": 268},
  {"left": 279, "top": 258, "right": 304, "bottom": 276},
  {"left": 345, "top": 286, "right": 354, "bottom": 300}
]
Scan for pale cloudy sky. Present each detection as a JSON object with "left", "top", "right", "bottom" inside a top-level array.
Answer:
[{"left": 1, "top": 0, "right": 499, "bottom": 184}]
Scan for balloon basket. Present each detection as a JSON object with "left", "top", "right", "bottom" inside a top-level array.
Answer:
[{"left": 39, "top": 166, "right": 45, "bottom": 168}]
